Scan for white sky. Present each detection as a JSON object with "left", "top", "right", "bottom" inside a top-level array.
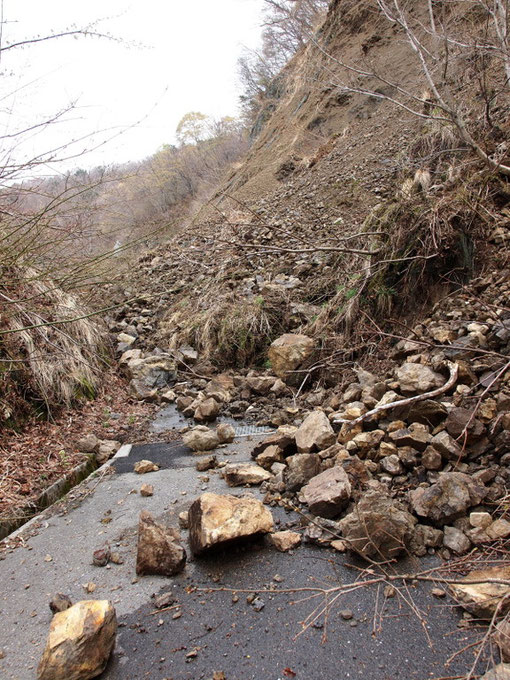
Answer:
[{"left": 0, "top": 0, "right": 264, "bottom": 176}]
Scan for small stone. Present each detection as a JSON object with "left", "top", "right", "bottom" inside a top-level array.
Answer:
[
  {"left": 140, "top": 484, "right": 154, "bottom": 497},
  {"left": 195, "top": 455, "right": 217, "bottom": 472},
  {"left": 330, "top": 539, "right": 347, "bottom": 553},
  {"left": 83, "top": 582, "right": 96, "bottom": 593},
  {"left": 252, "top": 598, "right": 265, "bottom": 611},
  {"left": 92, "top": 545, "right": 111, "bottom": 567},
  {"left": 380, "top": 454, "right": 403, "bottom": 476},
  {"left": 431, "top": 588, "right": 446, "bottom": 598},
  {"left": 487, "top": 519, "right": 510, "bottom": 540},
  {"left": 110, "top": 552, "right": 124, "bottom": 565},
  {"left": 443, "top": 526, "right": 471, "bottom": 554},
  {"left": 383, "top": 586, "right": 396, "bottom": 598},
  {"left": 421, "top": 446, "right": 443, "bottom": 471},
  {"left": 470, "top": 511, "right": 492, "bottom": 529},
  {"left": 49, "top": 594, "right": 73, "bottom": 614},
  {"left": 340, "top": 609, "right": 353, "bottom": 620},
  {"left": 270, "top": 531, "right": 302, "bottom": 552},
  {"left": 134, "top": 459, "right": 159, "bottom": 474},
  {"left": 216, "top": 423, "right": 235, "bottom": 444},
  {"left": 178, "top": 511, "right": 189, "bottom": 530},
  {"left": 295, "top": 410, "right": 335, "bottom": 453}
]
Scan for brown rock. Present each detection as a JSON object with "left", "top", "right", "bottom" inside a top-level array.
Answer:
[
  {"left": 194, "top": 398, "right": 220, "bottom": 423},
  {"left": 421, "top": 446, "right": 443, "bottom": 471},
  {"left": 96, "top": 440, "right": 120, "bottom": 465},
  {"left": 339, "top": 489, "right": 416, "bottom": 561},
  {"left": 302, "top": 467, "right": 352, "bottom": 518},
  {"left": 195, "top": 455, "right": 217, "bottom": 472},
  {"left": 140, "top": 483, "right": 154, "bottom": 497},
  {"left": 188, "top": 493, "right": 273, "bottom": 555},
  {"left": 136, "top": 510, "right": 186, "bottom": 576},
  {"left": 134, "top": 459, "right": 159, "bottom": 474},
  {"left": 478, "top": 665, "right": 510, "bottom": 680},
  {"left": 445, "top": 407, "right": 485, "bottom": 442},
  {"left": 256, "top": 445, "right": 284, "bottom": 469},
  {"left": 409, "top": 472, "right": 487, "bottom": 525},
  {"left": 216, "top": 423, "right": 235, "bottom": 444},
  {"left": 246, "top": 376, "right": 277, "bottom": 395},
  {"left": 75, "top": 434, "right": 100, "bottom": 454},
  {"left": 295, "top": 411, "right": 336, "bottom": 453},
  {"left": 430, "top": 431, "right": 465, "bottom": 461},
  {"left": 270, "top": 531, "right": 302, "bottom": 552},
  {"left": 494, "top": 620, "right": 510, "bottom": 662},
  {"left": 449, "top": 566, "right": 510, "bottom": 619},
  {"left": 183, "top": 426, "right": 220, "bottom": 451},
  {"left": 268, "top": 334, "right": 314, "bottom": 383},
  {"left": 222, "top": 463, "right": 272, "bottom": 487},
  {"left": 252, "top": 426, "right": 297, "bottom": 458},
  {"left": 37, "top": 600, "right": 117, "bottom": 680},
  {"left": 396, "top": 363, "right": 446, "bottom": 395},
  {"left": 49, "top": 594, "right": 73, "bottom": 614}
]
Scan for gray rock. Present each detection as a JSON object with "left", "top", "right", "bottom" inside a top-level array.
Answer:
[
  {"left": 285, "top": 453, "right": 321, "bottom": 492},
  {"left": 443, "top": 526, "right": 471, "bottom": 554}
]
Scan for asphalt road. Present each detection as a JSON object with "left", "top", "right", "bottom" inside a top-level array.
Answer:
[{"left": 0, "top": 421, "right": 487, "bottom": 680}]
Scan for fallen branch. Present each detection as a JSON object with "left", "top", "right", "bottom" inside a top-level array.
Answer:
[{"left": 333, "top": 360, "right": 459, "bottom": 426}]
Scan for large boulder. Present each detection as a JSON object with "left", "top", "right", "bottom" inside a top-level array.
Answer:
[
  {"left": 409, "top": 472, "right": 487, "bottom": 525},
  {"left": 183, "top": 425, "right": 220, "bottom": 451},
  {"left": 395, "top": 363, "right": 446, "bottom": 395},
  {"left": 188, "top": 493, "right": 273, "bottom": 555},
  {"left": 301, "top": 467, "right": 352, "bottom": 518},
  {"left": 295, "top": 411, "right": 336, "bottom": 453},
  {"left": 222, "top": 463, "right": 272, "bottom": 487},
  {"left": 449, "top": 566, "right": 510, "bottom": 619},
  {"left": 268, "top": 334, "right": 314, "bottom": 384},
  {"left": 136, "top": 510, "right": 186, "bottom": 576},
  {"left": 339, "top": 489, "right": 417, "bottom": 560},
  {"left": 37, "top": 600, "right": 117, "bottom": 680}
]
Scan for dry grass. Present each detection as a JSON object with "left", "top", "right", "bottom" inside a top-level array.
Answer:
[
  {"left": 160, "top": 289, "right": 288, "bottom": 368},
  {"left": 1, "top": 264, "right": 108, "bottom": 420}
]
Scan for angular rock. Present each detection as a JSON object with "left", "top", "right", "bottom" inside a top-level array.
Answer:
[
  {"left": 49, "top": 594, "right": 73, "bottom": 614},
  {"left": 246, "top": 376, "right": 277, "bottom": 395},
  {"left": 183, "top": 426, "right": 220, "bottom": 451},
  {"left": 380, "top": 454, "right": 404, "bottom": 476},
  {"left": 421, "top": 446, "right": 443, "bottom": 471},
  {"left": 97, "top": 440, "right": 120, "bottom": 465},
  {"left": 443, "top": 526, "right": 471, "bottom": 554},
  {"left": 222, "top": 463, "right": 272, "bottom": 487},
  {"left": 188, "top": 493, "right": 273, "bottom": 555},
  {"left": 302, "top": 467, "right": 351, "bottom": 518},
  {"left": 140, "top": 483, "right": 154, "bottom": 497},
  {"left": 256, "top": 445, "right": 284, "bottom": 469},
  {"left": 478, "top": 664, "right": 510, "bottom": 680},
  {"left": 295, "top": 411, "right": 336, "bottom": 453},
  {"left": 430, "top": 431, "right": 465, "bottom": 461},
  {"left": 445, "top": 407, "right": 485, "bottom": 442},
  {"left": 393, "top": 399, "right": 448, "bottom": 426},
  {"left": 487, "top": 519, "right": 510, "bottom": 540},
  {"left": 194, "top": 397, "right": 220, "bottom": 423},
  {"left": 388, "top": 423, "right": 430, "bottom": 451},
  {"left": 195, "top": 455, "right": 217, "bottom": 472},
  {"left": 396, "top": 363, "right": 446, "bottom": 395},
  {"left": 409, "top": 472, "right": 487, "bottom": 525},
  {"left": 136, "top": 510, "right": 186, "bottom": 576},
  {"left": 75, "top": 434, "right": 100, "bottom": 454},
  {"left": 216, "top": 423, "right": 235, "bottom": 444},
  {"left": 252, "top": 426, "right": 297, "bottom": 458},
  {"left": 449, "top": 566, "right": 510, "bottom": 619},
  {"left": 494, "top": 620, "right": 510, "bottom": 662},
  {"left": 134, "top": 459, "right": 159, "bottom": 474},
  {"left": 268, "top": 333, "right": 314, "bottom": 383},
  {"left": 270, "top": 531, "right": 302, "bottom": 552},
  {"left": 284, "top": 453, "right": 321, "bottom": 492},
  {"left": 339, "top": 489, "right": 416, "bottom": 560},
  {"left": 37, "top": 600, "right": 117, "bottom": 680}
]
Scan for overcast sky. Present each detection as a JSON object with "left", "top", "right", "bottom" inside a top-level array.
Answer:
[{"left": 0, "top": 0, "right": 264, "bottom": 176}]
